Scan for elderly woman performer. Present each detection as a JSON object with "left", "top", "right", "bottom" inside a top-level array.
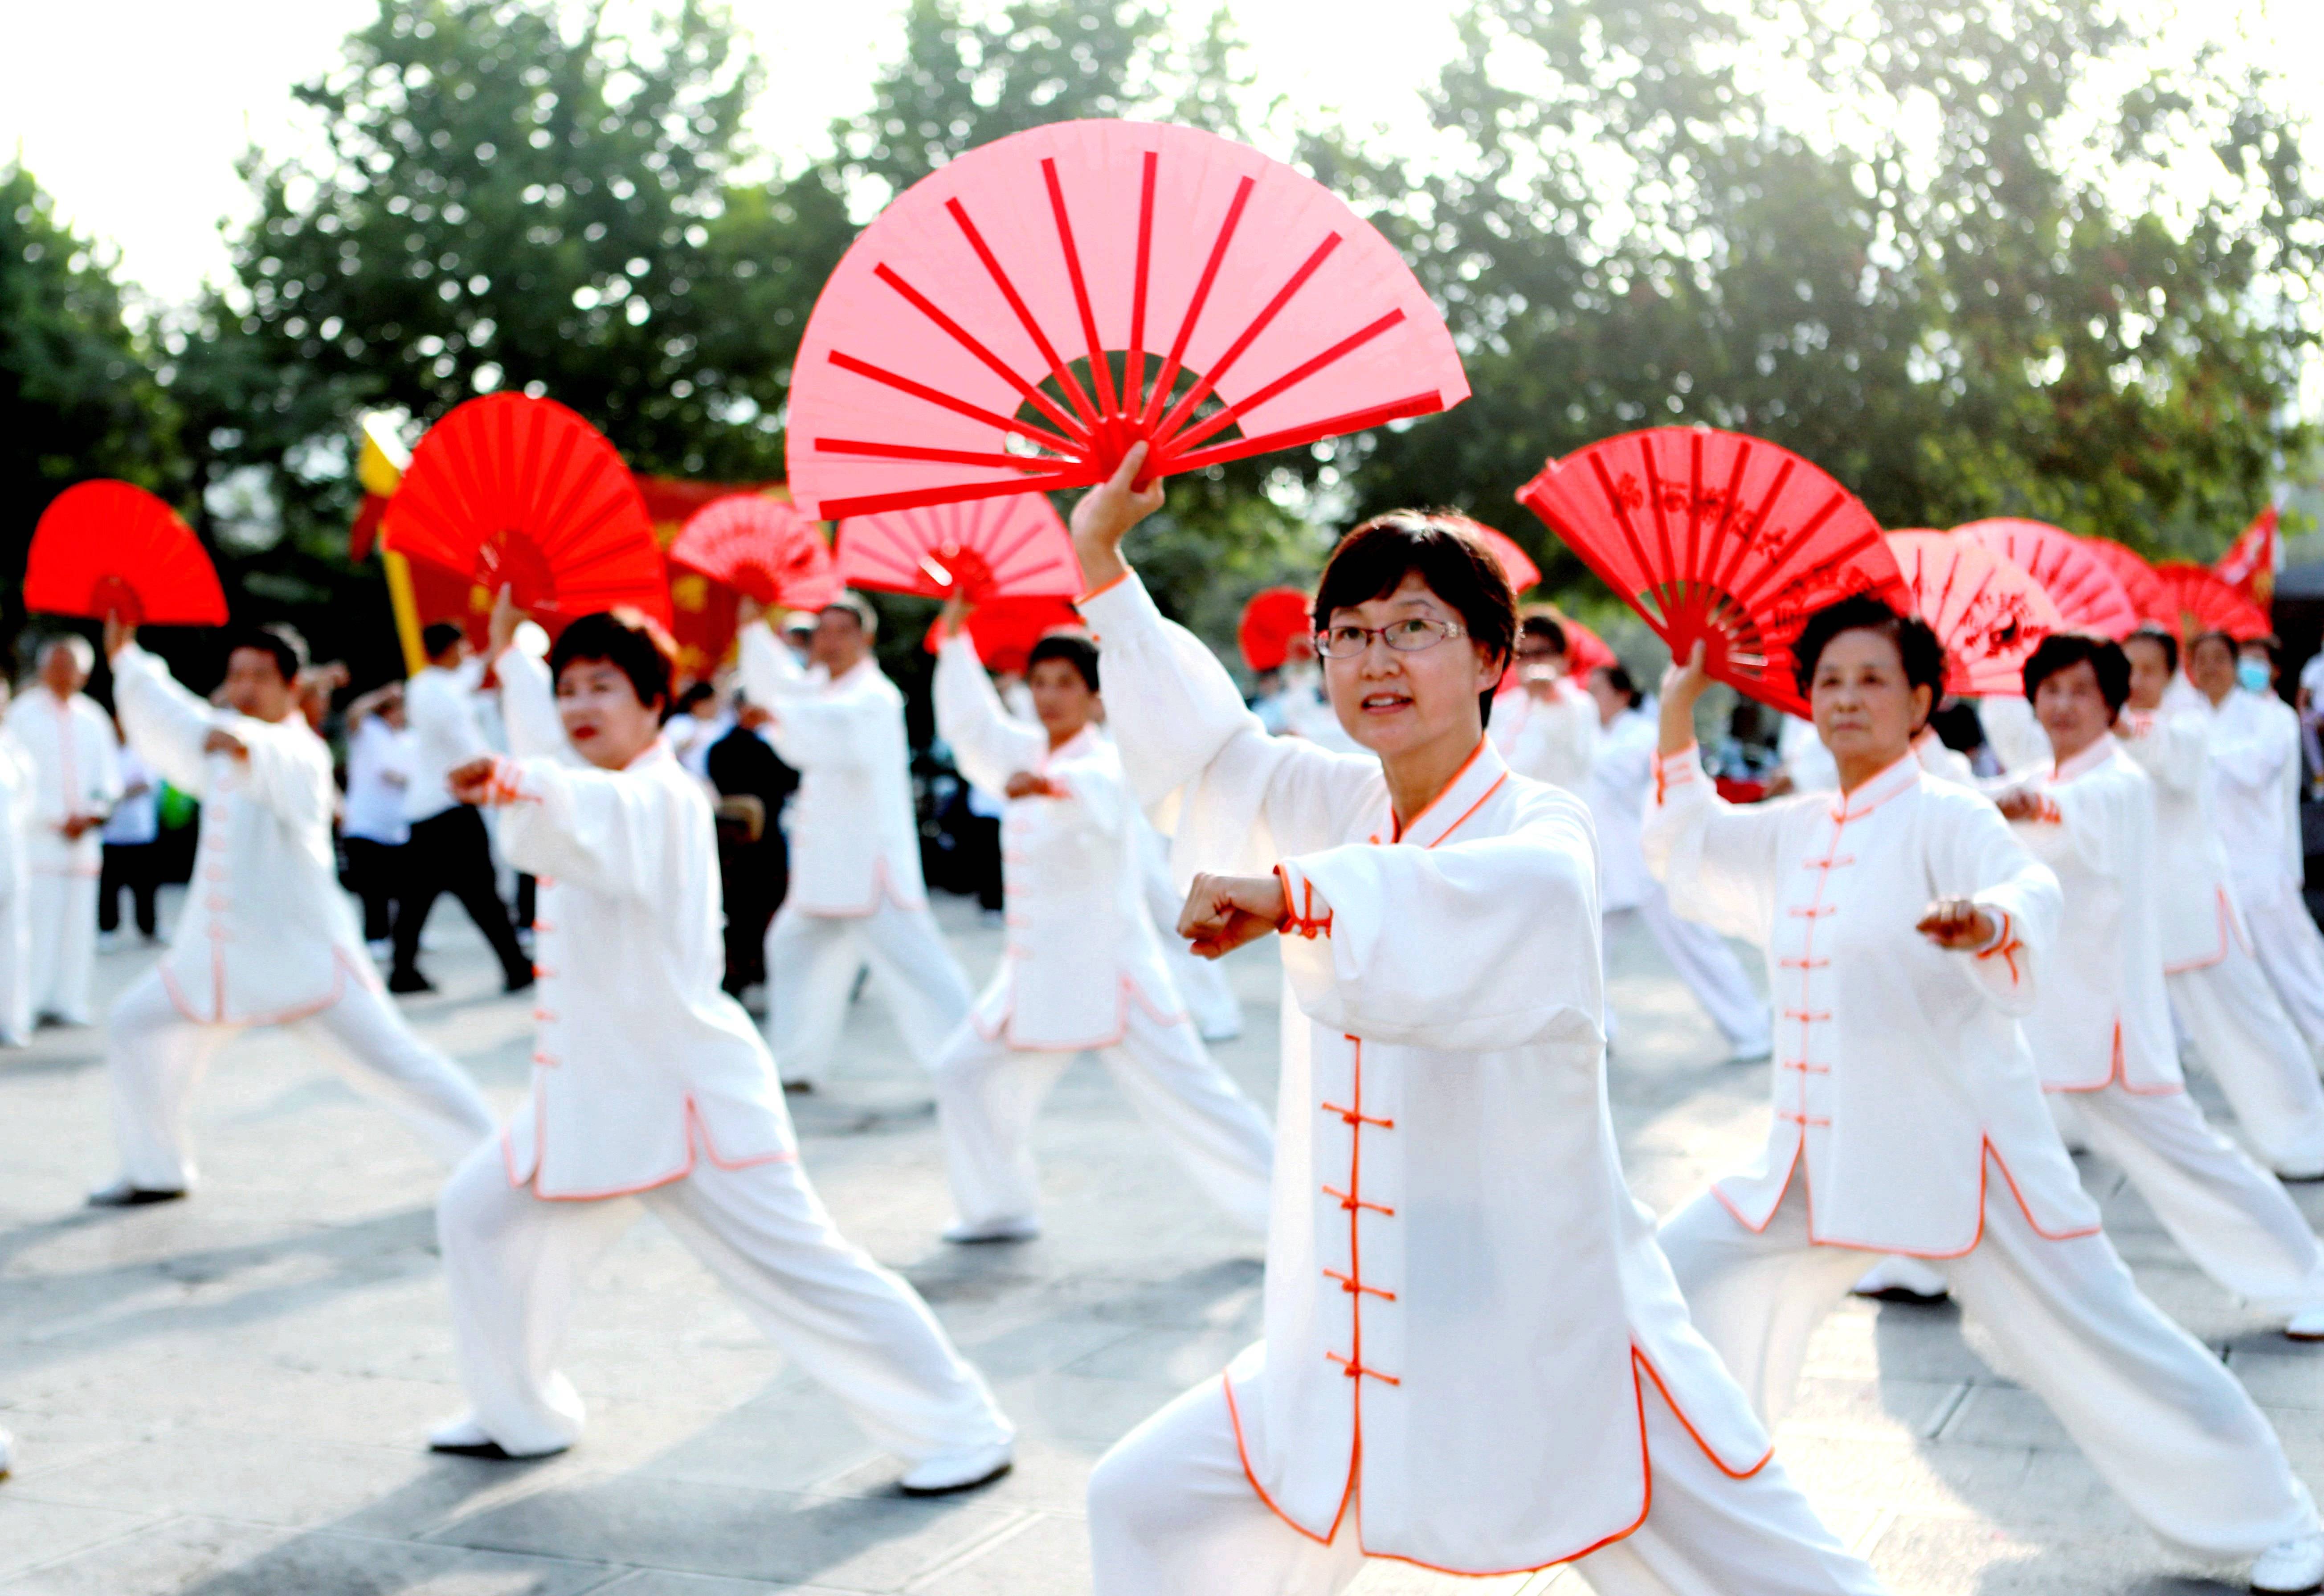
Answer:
[
  {"left": 1072, "top": 445, "right": 1880, "bottom": 1596},
  {"left": 1645, "top": 596, "right": 2323, "bottom": 1595}
]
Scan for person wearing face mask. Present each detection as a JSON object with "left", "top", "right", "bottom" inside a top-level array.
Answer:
[
  {"left": 1646, "top": 596, "right": 2324, "bottom": 1595},
  {"left": 425, "top": 597, "right": 1016, "bottom": 1492},
  {"left": 1074, "top": 447, "right": 1879, "bottom": 1596},
  {"left": 1987, "top": 635, "right": 2324, "bottom": 1339},
  {"left": 924, "top": 604, "right": 1273, "bottom": 1245},
  {"left": 2190, "top": 631, "right": 2324, "bottom": 1056},
  {"left": 2117, "top": 626, "right": 2324, "bottom": 1182},
  {"left": 86, "top": 615, "right": 496, "bottom": 1207},
  {"left": 734, "top": 592, "right": 975, "bottom": 1092}
]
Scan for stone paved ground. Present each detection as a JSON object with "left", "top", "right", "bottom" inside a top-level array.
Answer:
[{"left": 2, "top": 891, "right": 2320, "bottom": 1595}]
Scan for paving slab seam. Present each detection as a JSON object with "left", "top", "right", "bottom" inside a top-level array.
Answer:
[{"left": 896, "top": 1506, "right": 1045, "bottom": 1590}]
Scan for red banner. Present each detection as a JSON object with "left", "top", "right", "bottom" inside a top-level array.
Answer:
[{"left": 2214, "top": 504, "right": 2280, "bottom": 608}]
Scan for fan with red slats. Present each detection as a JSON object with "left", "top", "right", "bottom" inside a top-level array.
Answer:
[
  {"left": 2154, "top": 560, "right": 2271, "bottom": 643},
  {"left": 1887, "top": 531, "right": 2063, "bottom": 695},
  {"left": 1516, "top": 428, "right": 1906, "bottom": 716},
  {"left": 1440, "top": 516, "right": 1540, "bottom": 596},
  {"left": 1952, "top": 519, "right": 2139, "bottom": 641},
  {"left": 1238, "top": 587, "right": 1311, "bottom": 672},
  {"left": 2079, "top": 538, "right": 2173, "bottom": 629},
  {"left": 669, "top": 494, "right": 840, "bottom": 612},
  {"left": 383, "top": 394, "right": 671, "bottom": 627},
  {"left": 923, "top": 596, "right": 1086, "bottom": 675},
  {"left": 838, "top": 495, "right": 1083, "bottom": 602},
  {"left": 25, "top": 481, "right": 229, "bottom": 627},
  {"left": 784, "top": 119, "right": 1468, "bottom": 521},
  {"left": 1534, "top": 606, "right": 1618, "bottom": 676}
]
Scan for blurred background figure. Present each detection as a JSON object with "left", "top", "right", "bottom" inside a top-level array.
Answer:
[
  {"left": 341, "top": 681, "right": 413, "bottom": 959},
  {"left": 97, "top": 728, "right": 161, "bottom": 950},
  {"left": 8, "top": 636, "right": 121, "bottom": 1026},
  {"left": 707, "top": 695, "right": 797, "bottom": 1003}
]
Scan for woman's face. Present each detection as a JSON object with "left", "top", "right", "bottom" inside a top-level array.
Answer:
[
  {"left": 556, "top": 658, "right": 664, "bottom": 771},
  {"left": 1319, "top": 571, "right": 1501, "bottom": 760},
  {"left": 1809, "top": 628, "right": 1929, "bottom": 769}
]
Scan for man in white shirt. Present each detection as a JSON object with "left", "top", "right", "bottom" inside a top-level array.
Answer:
[
  {"left": 97, "top": 739, "right": 162, "bottom": 949},
  {"left": 738, "top": 595, "right": 974, "bottom": 1092},
  {"left": 7, "top": 637, "right": 122, "bottom": 1025},
  {"left": 342, "top": 682, "right": 414, "bottom": 955},
  {"left": 387, "top": 622, "right": 533, "bottom": 995}
]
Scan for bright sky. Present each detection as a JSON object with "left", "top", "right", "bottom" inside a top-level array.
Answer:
[{"left": 2, "top": 0, "right": 2318, "bottom": 308}]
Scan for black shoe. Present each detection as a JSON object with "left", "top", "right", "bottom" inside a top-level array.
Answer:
[
  {"left": 782, "top": 1079, "right": 815, "bottom": 1095},
  {"left": 429, "top": 1438, "right": 545, "bottom": 1461},
  {"left": 387, "top": 970, "right": 436, "bottom": 995},
  {"left": 88, "top": 1182, "right": 188, "bottom": 1208},
  {"left": 502, "top": 971, "right": 536, "bottom": 996}
]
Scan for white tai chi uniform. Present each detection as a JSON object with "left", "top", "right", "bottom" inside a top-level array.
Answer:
[
  {"left": 1590, "top": 706, "right": 1772, "bottom": 1058},
  {"left": 7, "top": 685, "right": 120, "bottom": 1024},
  {"left": 1778, "top": 714, "right": 1837, "bottom": 795},
  {"left": 2001, "top": 736, "right": 2324, "bottom": 1317},
  {"left": 434, "top": 645, "right": 1014, "bottom": 1462},
  {"left": 927, "top": 634, "right": 1273, "bottom": 1234},
  {"left": 98, "top": 645, "right": 495, "bottom": 1194},
  {"left": 1257, "top": 664, "right": 1366, "bottom": 755},
  {"left": 739, "top": 625, "right": 973, "bottom": 1088},
  {"left": 1490, "top": 677, "right": 1598, "bottom": 792},
  {"left": 2207, "top": 687, "right": 2324, "bottom": 1054},
  {"left": 2120, "top": 705, "right": 2324, "bottom": 1178},
  {"left": 1137, "top": 810, "right": 1243, "bottom": 1042},
  {"left": 1644, "top": 745, "right": 2319, "bottom": 1562},
  {"left": 1079, "top": 572, "right": 1876, "bottom": 1596},
  {"left": 0, "top": 729, "right": 34, "bottom": 1045}
]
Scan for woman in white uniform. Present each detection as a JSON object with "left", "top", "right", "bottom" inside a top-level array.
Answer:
[
  {"left": 1646, "top": 596, "right": 2324, "bottom": 1594},
  {"left": 429, "top": 603, "right": 1015, "bottom": 1493},
  {"left": 1074, "top": 445, "right": 1881, "bottom": 1596}
]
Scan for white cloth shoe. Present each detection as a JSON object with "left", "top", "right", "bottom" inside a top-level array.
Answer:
[
  {"left": 2250, "top": 1529, "right": 2324, "bottom": 1593},
  {"left": 942, "top": 1216, "right": 1041, "bottom": 1245},
  {"left": 897, "top": 1440, "right": 1013, "bottom": 1496},
  {"left": 2285, "top": 1306, "right": 2324, "bottom": 1343},
  {"left": 0, "top": 1425, "right": 14, "bottom": 1480}
]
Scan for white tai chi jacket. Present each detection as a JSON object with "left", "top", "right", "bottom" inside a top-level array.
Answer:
[
  {"left": 2206, "top": 689, "right": 2306, "bottom": 913},
  {"left": 1488, "top": 680, "right": 1597, "bottom": 793},
  {"left": 0, "top": 729, "right": 34, "bottom": 1037},
  {"left": 7, "top": 686, "right": 121, "bottom": 877},
  {"left": 2118, "top": 706, "right": 2247, "bottom": 972},
  {"left": 1645, "top": 746, "right": 2094, "bottom": 1255},
  {"left": 1994, "top": 737, "right": 2179, "bottom": 1094},
  {"left": 482, "top": 645, "right": 797, "bottom": 1199},
  {"left": 1083, "top": 572, "right": 1770, "bottom": 1576},
  {"left": 112, "top": 645, "right": 375, "bottom": 1024},
  {"left": 1584, "top": 706, "right": 1659, "bottom": 912},
  {"left": 931, "top": 634, "right": 1182, "bottom": 1050},
  {"left": 1260, "top": 666, "right": 1366, "bottom": 755},
  {"left": 737, "top": 626, "right": 928, "bottom": 916},
  {"left": 402, "top": 658, "right": 490, "bottom": 824}
]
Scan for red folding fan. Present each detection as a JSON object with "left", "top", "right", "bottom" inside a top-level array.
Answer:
[
  {"left": 1887, "top": 531, "right": 2063, "bottom": 695},
  {"left": 784, "top": 119, "right": 1468, "bottom": 520},
  {"left": 1238, "top": 587, "right": 1312, "bottom": 672},
  {"left": 2080, "top": 537, "right": 2174, "bottom": 629},
  {"left": 1953, "top": 520, "right": 2138, "bottom": 641},
  {"left": 1536, "top": 607, "right": 1618, "bottom": 676},
  {"left": 383, "top": 394, "right": 671, "bottom": 627},
  {"left": 1442, "top": 517, "right": 1541, "bottom": 596},
  {"left": 838, "top": 494, "right": 1083, "bottom": 602},
  {"left": 2154, "top": 560, "right": 2271, "bottom": 643},
  {"left": 669, "top": 494, "right": 840, "bottom": 612},
  {"left": 923, "top": 596, "right": 1085, "bottom": 675},
  {"left": 25, "top": 481, "right": 228, "bottom": 627},
  {"left": 1516, "top": 428, "right": 1906, "bottom": 716}
]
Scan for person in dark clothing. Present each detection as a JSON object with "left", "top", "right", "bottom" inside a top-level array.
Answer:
[{"left": 705, "top": 701, "right": 800, "bottom": 996}]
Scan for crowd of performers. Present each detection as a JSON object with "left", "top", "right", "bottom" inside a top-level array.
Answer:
[{"left": 7, "top": 447, "right": 2324, "bottom": 1590}]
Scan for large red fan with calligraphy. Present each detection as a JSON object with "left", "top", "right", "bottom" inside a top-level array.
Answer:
[
  {"left": 1516, "top": 428, "right": 1904, "bottom": 716},
  {"left": 669, "top": 494, "right": 839, "bottom": 612},
  {"left": 2080, "top": 538, "right": 2173, "bottom": 628},
  {"left": 839, "top": 495, "right": 1082, "bottom": 602},
  {"left": 2154, "top": 560, "right": 2271, "bottom": 642},
  {"left": 784, "top": 119, "right": 1468, "bottom": 520},
  {"left": 1238, "top": 586, "right": 1311, "bottom": 672},
  {"left": 1887, "top": 531, "right": 2062, "bottom": 695},
  {"left": 924, "top": 596, "right": 1085, "bottom": 675},
  {"left": 25, "top": 481, "right": 228, "bottom": 627},
  {"left": 383, "top": 394, "right": 670, "bottom": 627},
  {"left": 1953, "top": 519, "right": 2138, "bottom": 640}
]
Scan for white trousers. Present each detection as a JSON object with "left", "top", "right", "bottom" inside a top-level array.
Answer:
[
  {"left": 2246, "top": 892, "right": 2324, "bottom": 1057},
  {"left": 1609, "top": 887, "right": 1772, "bottom": 1054},
  {"left": 27, "top": 869, "right": 97, "bottom": 1024},
  {"left": 1086, "top": 1367, "right": 1883, "bottom": 1596},
  {"left": 764, "top": 901, "right": 974, "bottom": 1088},
  {"left": 104, "top": 969, "right": 496, "bottom": 1192},
  {"left": 928, "top": 1007, "right": 1274, "bottom": 1232},
  {"left": 2171, "top": 948, "right": 2324, "bottom": 1175},
  {"left": 1659, "top": 1165, "right": 2316, "bottom": 1561},
  {"left": 435, "top": 1139, "right": 1015, "bottom": 1460},
  {"left": 1162, "top": 939, "right": 1244, "bottom": 1041},
  {"left": 2049, "top": 1086, "right": 2324, "bottom": 1317},
  {"left": 0, "top": 886, "right": 29, "bottom": 1045}
]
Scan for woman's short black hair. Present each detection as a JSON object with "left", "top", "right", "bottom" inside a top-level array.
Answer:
[
  {"left": 224, "top": 623, "right": 308, "bottom": 685},
  {"left": 2124, "top": 624, "right": 2179, "bottom": 675},
  {"left": 2022, "top": 633, "right": 2130, "bottom": 713},
  {"left": 1792, "top": 594, "right": 1946, "bottom": 731},
  {"left": 1593, "top": 661, "right": 1642, "bottom": 709},
  {"left": 2189, "top": 629, "right": 2239, "bottom": 669},
  {"left": 1311, "top": 511, "right": 1517, "bottom": 727},
  {"left": 1517, "top": 612, "right": 1568, "bottom": 654},
  {"left": 1025, "top": 632, "right": 1099, "bottom": 692},
  {"left": 421, "top": 621, "right": 466, "bottom": 661},
  {"left": 549, "top": 610, "right": 676, "bottom": 712}
]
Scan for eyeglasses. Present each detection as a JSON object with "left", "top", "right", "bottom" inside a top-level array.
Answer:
[{"left": 1312, "top": 618, "right": 1468, "bottom": 659}]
